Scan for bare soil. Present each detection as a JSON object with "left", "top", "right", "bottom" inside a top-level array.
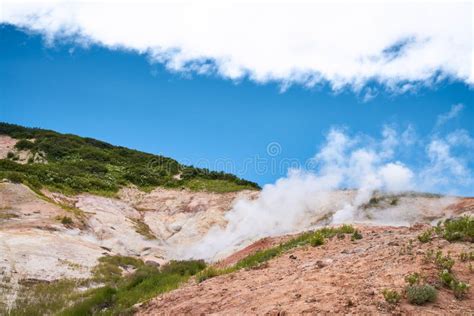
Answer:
[{"left": 138, "top": 225, "right": 474, "bottom": 315}]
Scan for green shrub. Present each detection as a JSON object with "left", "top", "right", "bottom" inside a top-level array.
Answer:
[
  {"left": 382, "top": 289, "right": 401, "bottom": 304},
  {"left": 418, "top": 229, "right": 432, "bottom": 243},
  {"left": 442, "top": 216, "right": 473, "bottom": 242},
  {"left": 15, "top": 139, "right": 35, "bottom": 150},
  {"left": 439, "top": 270, "right": 470, "bottom": 300},
  {"left": 439, "top": 269, "right": 456, "bottom": 287},
  {"left": 310, "top": 232, "right": 325, "bottom": 246},
  {"left": 4, "top": 171, "right": 24, "bottom": 183},
  {"left": 351, "top": 230, "right": 363, "bottom": 241},
  {"left": 406, "top": 285, "right": 437, "bottom": 305},
  {"left": 196, "top": 267, "right": 222, "bottom": 283},
  {"left": 435, "top": 251, "right": 455, "bottom": 271},
  {"left": 338, "top": 224, "right": 356, "bottom": 234},
  {"left": 60, "top": 216, "right": 73, "bottom": 225},
  {"left": 405, "top": 272, "right": 422, "bottom": 286},
  {"left": 452, "top": 281, "right": 470, "bottom": 299},
  {"left": 160, "top": 260, "right": 207, "bottom": 276}
]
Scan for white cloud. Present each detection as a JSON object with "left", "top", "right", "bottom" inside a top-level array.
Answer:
[
  {"left": 1, "top": 0, "right": 472, "bottom": 91},
  {"left": 435, "top": 103, "right": 465, "bottom": 127}
]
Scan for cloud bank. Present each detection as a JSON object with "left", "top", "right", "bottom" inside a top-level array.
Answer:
[{"left": 2, "top": 0, "right": 472, "bottom": 92}]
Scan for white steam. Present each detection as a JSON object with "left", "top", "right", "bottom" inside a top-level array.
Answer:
[{"left": 173, "top": 117, "right": 472, "bottom": 261}]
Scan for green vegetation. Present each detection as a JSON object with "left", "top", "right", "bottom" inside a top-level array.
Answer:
[
  {"left": 7, "top": 256, "right": 207, "bottom": 315},
  {"left": 439, "top": 216, "right": 473, "bottom": 242},
  {"left": 7, "top": 279, "right": 86, "bottom": 316},
  {"left": 351, "top": 230, "right": 363, "bottom": 241},
  {"left": 422, "top": 246, "right": 471, "bottom": 300},
  {"left": 404, "top": 272, "right": 422, "bottom": 286},
  {"left": 309, "top": 231, "right": 325, "bottom": 246},
  {"left": 417, "top": 229, "right": 433, "bottom": 243},
  {"left": 0, "top": 122, "right": 259, "bottom": 195},
  {"left": 129, "top": 218, "right": 156, "bottom": 240},
  {"left": 196, "top": 225, "right": 358, "bottom": 283},
  {"left": 184, "top": 178, "right": 258, "bottom": 193},
  {"left": 401, "top": 271, "right": 438, "bottom": 305},
  {"left": 434, "top": 251, "right": 455, "bottom": 271},
  {"left": 406, "top": 285, "right": 437, "bottom": 305},
  {"left": 60, "top": 216, "right": 73, "bottom": 226},
  {"left": 0, "top": 212, "right": 18, "bottom": 220},
  {"left": 439, "top": 269, "right": 471, "bottom": 299},
  {"left": 460, "top": 251, "right": 474, "bottom": 262},
  {"left": 382, "top": 289, "right": 401, "bottom": 304}
]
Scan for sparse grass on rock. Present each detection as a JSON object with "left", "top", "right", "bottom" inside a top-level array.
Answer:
[{"left": 196, "top": 225, "right": 358, "bottom": 283}]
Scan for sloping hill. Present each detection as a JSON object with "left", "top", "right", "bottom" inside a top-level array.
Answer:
[
  {"left": 138, "top": 218, "right": 474, "bottom": 315},
  {"left": 0, "top": 122, "right": 259, "bottom": 195}
]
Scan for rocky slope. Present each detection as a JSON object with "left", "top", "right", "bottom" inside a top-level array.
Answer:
[
  {"left": 0, "top": 181, "right": 256, "bottom": 309},
  {"left": 138, "top": 222, "right": 474, "bottom": 315}
]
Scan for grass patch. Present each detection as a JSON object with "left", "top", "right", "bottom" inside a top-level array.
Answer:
[
  {"left": 0, "top": 212, "right": 19, "bottom": 220},
  {"left": 6, "top": 256, "right": 207, "bottom": 315},
  {"left": 184, "top": 178, "right": 258, "bottom": 193},
  {"left": 7, "top": 279, "right": 87, "bottom": 316},
  {"left": 129, "top": 218, "right": 156, "bottom": 240}
]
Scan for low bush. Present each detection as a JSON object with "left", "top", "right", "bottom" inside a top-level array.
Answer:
[
  {"left": 15, "top": 139, "right": 35, "bottom": 150},
  {"left": 196, "top": 267, "right": 223, "bottom": 283},
  {"left": 406, "top": 285, "right": 437, "bottom": 305},
  {"left": 439, "top": 269, "right": 470, "bottom": 300},
  {"left": 382, "top": 289, "right": 401, "bottom": 304},
  {"left": 309, "top": 232, "right": 325, "bottom": 247},
  {"left": 452, "top": 281, "right": 470, "bottom": 299},
  {"left": 439, "top": 269, "right": 456, "bottom": 288},
  {"left": 418, "top": 229, "right": 432, "bottom": 243},
  {"left": 405, "top": 272, "right": 422, "bottom": 286},
  {"left": 351, "top": 230, "right": 363, "bottom": 241},
  {"left": 441, "top": 216, "right": 473, "bottom": 243},
  {"left": 434, "top": 251, "right": 455, "bottom": 271},
  {"left": 60, "top": 216, "right": 73, "bottom": 225}
]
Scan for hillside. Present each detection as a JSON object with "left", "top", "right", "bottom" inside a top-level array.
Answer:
[
  {"left": 139, "top": 220, "right": 474, "bottom": 315},
  {"left": 0, "top": 122, "right": 259, "bottom": 195}
]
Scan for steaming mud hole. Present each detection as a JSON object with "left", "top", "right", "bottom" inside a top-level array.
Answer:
[{"left": 138, "top": 224, "right": 474, "bottom": 315}]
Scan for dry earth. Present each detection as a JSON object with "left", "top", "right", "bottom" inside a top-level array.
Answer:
[{"left": 138, "top": 224, "right": 474, "bottom": 315}]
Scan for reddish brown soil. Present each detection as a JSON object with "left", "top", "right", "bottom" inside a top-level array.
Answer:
[{"left": 138, "top": 225, "right": 474, "bottom": 315}]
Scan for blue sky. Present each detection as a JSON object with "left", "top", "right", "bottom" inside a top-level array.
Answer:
[{"left": 1, "top": 21, "right": 473, "bottom": 195}]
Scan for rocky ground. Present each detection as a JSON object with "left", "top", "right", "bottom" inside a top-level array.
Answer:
[{"left": 138, "top": 224, "right": 474, "bottom": 315}]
